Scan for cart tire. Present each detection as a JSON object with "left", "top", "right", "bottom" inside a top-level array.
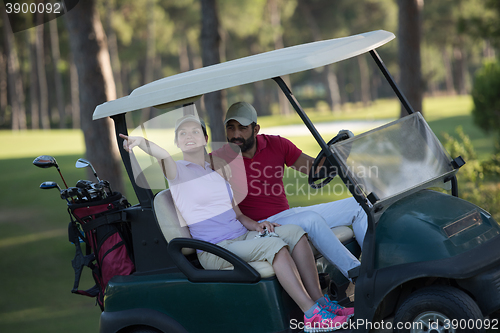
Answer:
[
  {"left": 393, "top": 285, "right": 484, "bottom": 333},
  {"left": 125, "top": 326, "right": 162, "bottom": 333}
]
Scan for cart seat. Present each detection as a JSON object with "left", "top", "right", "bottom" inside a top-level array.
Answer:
[{"left": 153, "top": 189, "right": 354, "bottom": 279}]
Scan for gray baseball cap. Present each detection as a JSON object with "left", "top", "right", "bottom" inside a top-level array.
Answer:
[
  {"left": 224, "top": 102, "right": 258, "bottom": 126},
  {"left": 175, "top": 115, "right": 206, "bottom": 132}
]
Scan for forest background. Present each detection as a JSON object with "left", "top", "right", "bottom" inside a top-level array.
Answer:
[
  {"left": 1, "top": 0, "right": 500, "bottom": 332},
  {"left": 1, "top": 0, "right": 497, "bottom": 131}
]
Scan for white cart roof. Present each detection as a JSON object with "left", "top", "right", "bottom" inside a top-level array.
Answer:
[{"left": 93, "top": 30, "right": 395, "bottom": 120}]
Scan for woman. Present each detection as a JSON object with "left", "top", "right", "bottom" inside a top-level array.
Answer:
[{"left": 119, "top": 115, "right": 352, "bottom": 332}]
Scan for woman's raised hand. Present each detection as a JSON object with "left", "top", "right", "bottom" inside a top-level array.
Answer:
[{"left": 119, "top": 134, "right": 144, "bottom": 153}]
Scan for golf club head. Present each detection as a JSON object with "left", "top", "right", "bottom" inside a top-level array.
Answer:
[
  {"left": 33, "top": 155, "right": 69, "bottom": 188},
  {"left": 99, "top": 180, "right": 112, "bottom": 195},
  {"left": 68, "top": 187, "right": 83, "bottom": 201},
  {"left": 33, "top": 155, "right": 58, "bottom": 169},
  {"left": 77, "top": 187, "right": 90, "bottom": 201},
  {"left": 60, "top": 189, "right": 72, "bottom": 203},
  {"left": 76, "top": 158, "right": 100, "bottom": 181},
  {"left": 76, "top": 179, "right": 93, "bottom": 189},
  {"left": 75, "top": 158, "right": 91, "bottom": 169},
  {"left": 60, "top": 189, "right": 69, "bottom": 199},
  {"left": 40, "top": 181, "right": 61, "bottom": 191}
]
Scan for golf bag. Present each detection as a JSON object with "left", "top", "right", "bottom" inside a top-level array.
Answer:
[{"left": 67, "top": 191, "right": 135, "bottom": 310}]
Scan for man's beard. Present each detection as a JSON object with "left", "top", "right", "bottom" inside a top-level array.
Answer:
[{"left": 228, "top": 135, "right": 255, "bottom": 153}]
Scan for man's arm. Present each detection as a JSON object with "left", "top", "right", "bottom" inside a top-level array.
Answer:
[
  {"left": 288, "top": 130, "right": 353, "bottom": 175},
  {"left": 290, "top": 153, "right": 325, "bottom": 175}
]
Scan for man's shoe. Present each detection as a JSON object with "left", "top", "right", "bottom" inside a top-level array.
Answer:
[
  {"left": 304, "top": 306, "right": 348, "bottom": 332},
  {"left": 320, "top": 294, "right": 355, "bottom": 318}
]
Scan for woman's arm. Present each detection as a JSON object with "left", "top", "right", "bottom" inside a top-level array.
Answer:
[
  {"left": 119, "top": 133, "right": 177, "bottom": 180},
  {"left": 233, "top": 204, "right": 280, "bottom": 233}
]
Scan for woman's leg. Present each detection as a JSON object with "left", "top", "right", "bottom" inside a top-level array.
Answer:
[
  {"left": 290, "top": 235, "right": 324, "bottom": 301},
  {"left": 272, "top": 247, "right": 316, "bottom": 313},
  {"left": 268, "top": 210, "right": 360, "bottom": 279},
  {"left": 210, "top": 234, "right": 317, "bottom": 313}
]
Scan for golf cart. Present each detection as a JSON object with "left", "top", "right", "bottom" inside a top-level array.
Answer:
[{"left": 92, "top": 30, "right": 500, "bottom": 332}]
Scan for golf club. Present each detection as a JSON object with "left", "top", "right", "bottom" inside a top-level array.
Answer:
[
  {"left": 33, "top": 155, "right": 69, "bottom": 189},
  {"left": 99, "top": 180, "right": 112, "bottom": 196},
  {"left": 76, "top": 179, "right": 93, "bottom": 189},
  {"left": 40, "top": 181, "right": 62, "bottom": 191},
  {"left": 77, "top": 187, "right": 92, "bottom": 202},
  {"left": 91, "top": 182, "right": 105, "bottom": 200},
  {"left": 76, "top": 179, "right": 106, "bottom": 200},
  {"left": 40, "top": 181, "right": 70, "bottom": 203},
  {"left": 60, "top": 188, "right": 69, "bottom": 199},
  {"left": 75, "top": 158, "right": 101, "bottom": 182},
  {"left": 67, "top": 187, "right": 84, "bottom": 202}
]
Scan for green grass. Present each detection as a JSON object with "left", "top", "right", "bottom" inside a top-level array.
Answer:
[
  {"left": 0, "top": 155, "right": 101, "bottom": 333},
  {"left": 0, "top": 155, "right": 136, "bottom": 332},
  {"left": 0, "top": 95, "right": 496, "bottom": 332},
  {"left": 258, "top": 94, "right": 473, "bottom": 126},
  {"left": 0, "top": 130, "right": 86, "bottom": 159}
]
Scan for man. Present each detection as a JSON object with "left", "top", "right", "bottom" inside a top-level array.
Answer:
[{"left": 212, "top": 101, "right": 367, "bottom": 280}]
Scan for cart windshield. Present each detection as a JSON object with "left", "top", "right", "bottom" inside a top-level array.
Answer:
[{"left": 331, "top": 112, "right": 455, "bottom": 205}]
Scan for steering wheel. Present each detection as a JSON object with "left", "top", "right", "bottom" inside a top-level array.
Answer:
[{"left": 308, "top": 130, "right": 353, "bottom": 189}]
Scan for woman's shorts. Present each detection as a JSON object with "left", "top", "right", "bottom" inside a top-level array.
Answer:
[{"left": 198, "top": 224, "right": 306, "bottom": 270}]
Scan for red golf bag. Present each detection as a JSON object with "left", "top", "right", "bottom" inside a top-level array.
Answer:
[{"left": 67, "top": 192, "right": 135, "bottom": 310}]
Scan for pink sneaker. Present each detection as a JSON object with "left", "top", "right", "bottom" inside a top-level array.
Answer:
[
  {"left": 304, "top": 306, "right": 348, "bottom": 332},
  {"left": 320, "top": 294, "right": 355, "bottom": 318}
]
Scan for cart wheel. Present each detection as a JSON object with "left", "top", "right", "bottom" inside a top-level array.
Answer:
[
  {"left": 393, "top": 286, "right": 484, "bottom": 333},
  {"left": 126, "top": 326, "right": 162, "bottom": 333}
]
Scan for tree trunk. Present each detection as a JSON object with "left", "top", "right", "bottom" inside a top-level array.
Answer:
[
  {"left": 186, "top": 39, "right": 196, "bottom": 70},
  {"left": 121, "top": 62, "right": 130, "bottom": 96},
  {"left": 454, "top": 37, "right": 469, "bottom": 95},
  {"left": 249, "top": 40, "right": 271, "bottom": 116},
  {"left": 299, "top": 0, "right": 341, "bottom": 112},
  {"left": 442, "top": 47, "right": 455, "bottom": 95},
  {"left": 324, "top": 65, "right": 341, "bottom": 112},
  {"left": 121, "top": 62, "right": 135, "bottom": 128},
  {"left": 219, "top": 27, "right": 227, "bottom": 63},
  {"left": 140, "top": 0, "right": 157, "bottom": 124},
  {"left": 188, "top": 41, "right": 204, "bottom": 119},
  {"left": 3, "top": 9, "right": 27, "bottom": 130},
  {"left": 105, "top": 0, "right": 124, "bottom": 98},
  {"left": 65, "top": 0, "right": 124, "bottom": 194},
  {"left": 483, "top": 40, "right": 495, "bottom": 59},
  {"left": 200, "top": 0, "right": 225, "bottom": 143},
  {"left": 178, "top": 38, "right": 190, "bottom": 73},
  {"left": 371, "top": 70, "right": 381, "bottom": 101},
  {"left": 49, "top": 19, "right": 66, "bottom": 128},
  {"left": 247, "top": 39, "right": 267, "bottom": 115},
  {"left": 252, "top": 80, "right": 270, "bottom": 116},
  {"left": 299, "top": 0, "right": 321, "bottom": 41},
  {"left": 28, "top": 29, "right": 39, "bottom": 129},
  {"left": 338, "top": 66, "right": 348, "bottom": 105},
  {"left": 357, "top": 55, "right": 371, "bottom": 107},
  {"left": 269, "top": 0, "right": 291, "bottom": 116},
  {"left": 107, "top": 31, "right": 123, "bottom": 97},
  {"left": 397, "top": 0, "right": 423, "bottom": 117},
  {"left": 36, "top": 13, "right": 50, "bottom": 129},
  {"left": 69, "top": 53, "right": 80, "bottom": 129},
  {"left": 0, "top": 49, "right": 7, "bottom": 126},
  {"left": 191, "top": 44, "right": 203, "bottom": 70}
]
